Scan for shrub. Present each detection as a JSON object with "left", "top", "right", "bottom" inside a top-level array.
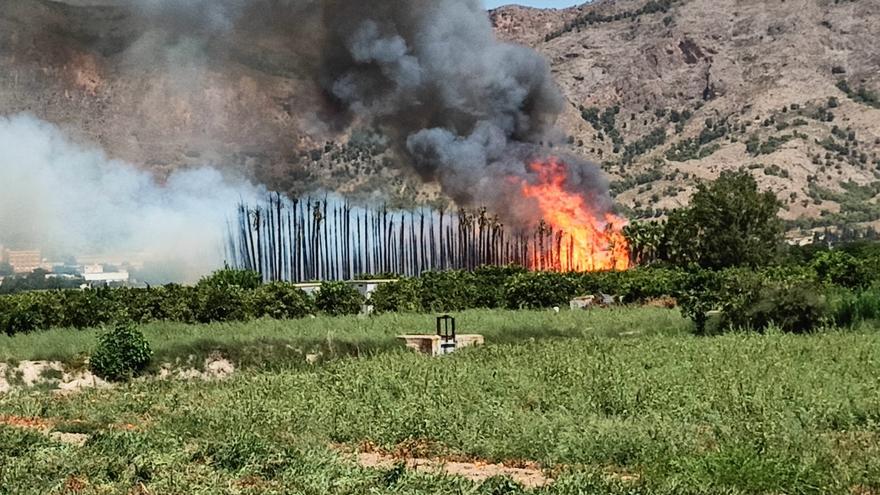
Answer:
[
  {"left": 0, "top": 292, "right": 65, "bottom": 335},
  {"left": 503, "top": 272, "right": 578, "bottom": 309},
  {"left": 680, "top": 269, "right": 828, "bottom": 334},
  {"left": 198, "top": 268, "right": 262, "bottom": 290},
  {"left": 59, "top": 289, "right": 118, "bottom": 329},
  {"left": 315, "top": 282, "right": 364, "bottom": 316},
  {"left": 417, "top": 271, "right": 480, "bottom": 311},
  {"left": 828, "top": 287, "right": 880, "bottom": 327},
  {"left": 251, "top": 282, "right": 313, "bottom": 320},
  {"left": 472, "top": 265, "right": 527, "bottom": 308},
  {"left": 370, "top": 278, "right": 422, "bottom": 313},
  {"left": 739, "top": 281, "right": 828, "bottom": 334},
  {"left": 89, "top": 321, "right": 153, "bottom": 382},
  {"left": 156, "top": 285, "right": 199, "bottom": 323},
  {"left": 811, "top": 250, "right": 870, "bottom": 289},
  {"left": 195, "top": 284, "right": 252, "bottom": 323}
]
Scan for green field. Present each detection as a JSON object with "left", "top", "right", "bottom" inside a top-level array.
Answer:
[{"left": 2, "top": 308, "right": 880, "bottom": 494}]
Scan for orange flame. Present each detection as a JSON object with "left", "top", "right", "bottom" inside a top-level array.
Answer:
[{"left": 521, "top": 158, "right": 631, "bottom": 272}]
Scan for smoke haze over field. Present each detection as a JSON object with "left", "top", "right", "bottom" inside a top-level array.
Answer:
[
  {"left": 0, "top": 0, "right": 618, "bottom": 280},
  {"left": 0, "top": 114, "right": 261, "bottom": 283}
]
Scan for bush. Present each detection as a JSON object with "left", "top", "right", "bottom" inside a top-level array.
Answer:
[
  {"left": 739, "top": 281, "right": 828, "bottom": 334},
  {"left": 811, "top": 251, "right": 871, "bottom": 289},
  {"left": 370, "top": 278, "right": 422, "bottom": 313},
  {"left": 251, "top": 282, "right": 313, "bottom": 320},
  {"left": 828, "top": 287, "right": 880, "bottom": 327},
  {"left": 195, "top": 284, "right": 252, "bottom": 323},
  {"left": 0, "top": 292, "right": 65, "bottom": 335},
  {"left": 417, "top": 271, "right": 480, "bottom": 311},
  {"left": 89, "top": 321, "right": 153, "bottom": 382},
  {"left": 315, "top": 282, "right": 364, "bottom": 316},
  {"left": 472, "top": 265, "right": 527, "bottom": 308},
  {"left": 59, "top": 289, "right": 118, "bottom": 328},
  {"left": 198, "top": 268, "right": 262, "bottom": 290},
  {"left": 503, "top": 272, "right": 578, "bottom": 309},
  {"left": 679, "top": 269, "right": 828, "bottom": 334}
]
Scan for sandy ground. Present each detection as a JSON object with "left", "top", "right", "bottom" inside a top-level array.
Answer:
[
  {"left": 0, "top": 356, "right": 236, "bottom": 395},
  {"left": 354, "top": 451, "right": 553, "bottom": 488}
]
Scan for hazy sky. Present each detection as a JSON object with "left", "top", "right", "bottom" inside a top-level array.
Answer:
[{"left": 485, "top": 1, "right": 581, "bottom": 8}]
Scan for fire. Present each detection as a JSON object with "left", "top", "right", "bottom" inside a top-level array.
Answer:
[{"left": 521, "top": 158, "right": 631, "bottom": 272}]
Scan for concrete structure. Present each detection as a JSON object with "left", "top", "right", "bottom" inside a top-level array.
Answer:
[
  {"left": 7, "top": 250, "right": 42, "bottom": 274},
  {"left": 397, "top": 334, "right": 485, "bottom": 356},
  {"left": 293, "top": 279, "right": 399, "bottom": 299}
]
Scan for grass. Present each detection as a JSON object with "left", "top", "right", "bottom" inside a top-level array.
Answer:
[
  {"left": 2, "top": 308, "right": 880, "bottom": 493},
  {"left": 0, "top": 308, "right": 688, "bottom": 369}
]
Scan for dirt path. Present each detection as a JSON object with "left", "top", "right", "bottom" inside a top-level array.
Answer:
[{"left": 352, "top": 451, "right": 553, "bottom": 488}]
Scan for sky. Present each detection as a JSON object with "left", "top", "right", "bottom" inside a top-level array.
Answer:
[{"left": 484, "top": 0, "right": 581, "bottom": 9}]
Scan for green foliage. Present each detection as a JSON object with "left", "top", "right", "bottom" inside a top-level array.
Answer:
[
  {"left": 251, "top": 282, "right": 314, "bottom": 320},
  {"left": 195, "top": 284, "right": 252, "bottom": 323},
  {"left": 546, "top": 0, "right": 677, "bottom": 41},
  {"left": 315, "top": 281, "right": 364, "bottom": 316},
  {"left": 370, "top": 278, "right": 422, "bottom": 313},
  {"left": 503, "top": 272, "right": 578, "bottom": 309},
  {"left": 828, "top": 287, "right": 880, "bottom": 327},
  {"left": 416, "top": 271, "right": 480, "bottom": 311},
  {"left": 664, "top": 170, "right": 783, "bottom": 269},
  {"left": 197, "top": 268, "right": 262, "bottom": 290},
  {"left": 811, "top": 250, "right": 871, "bottom": 289},
  {"left": 679, "top": 269, "right": 828, "bottom": 334},
  {"left": 621, "top": 127, "right": 666, "bottom": 164},
  {"left": 836, "top": 79, "right": 880, "bottom": 108},
  {"left": 89, "top": 321, "right": 153, "bottom": 382}
]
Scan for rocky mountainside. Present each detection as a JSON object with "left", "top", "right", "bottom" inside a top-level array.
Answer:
[
  {"left": 492, "top": 0, "right": 880, "bottom": 234},
  {"left": 1, "top": 0, "right": 879, "bottom": 232}
]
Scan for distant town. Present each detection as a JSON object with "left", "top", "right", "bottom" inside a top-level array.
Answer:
[{"left": 0, "top": 246, "right": 145, "bottom": 290}]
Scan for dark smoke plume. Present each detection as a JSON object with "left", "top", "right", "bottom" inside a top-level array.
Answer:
[{"left": 12, "top": 0, "right": 616, "bottom": 230}]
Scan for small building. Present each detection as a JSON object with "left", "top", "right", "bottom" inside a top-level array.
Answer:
[
  {"left": 83, "top": 271, "right": 130, "bottom": 285},
  {"left": 7, "top": 250, "right": 42, "bottom": 274}
]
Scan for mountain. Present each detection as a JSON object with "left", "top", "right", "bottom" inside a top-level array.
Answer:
[
  {"left": 491, "top": 0, "right": 880, "bottom": 233},
  {"left": 1, "top": 0, "right": 879, "bottom": 232}
]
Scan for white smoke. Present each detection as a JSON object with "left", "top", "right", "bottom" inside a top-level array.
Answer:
[{"left": 0, "top": 114, "right": 261, "bottom": 283}]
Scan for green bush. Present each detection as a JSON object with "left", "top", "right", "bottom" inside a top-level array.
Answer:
[
  {"left": 472, "top": 265, "right": 528, "bottom": 308},
  {"left": 59, "top": 289, "right": 118, "bottom": 328},
  {"left": 680, "top": 269, "right": 828, "bottom": 334},
  {"left": 198, "top": 268, "right": 262, "bottom": 290},
  {"left": 503, "top": 272, "right": 578, "bottom": 309},
  {"left": 251, "top": 282, "right": 314, "bottom": 320},
  {"left": 739, "top": 281, "right": 828, "bottom": 334},
  {"left": 811, "top": 250, "right": 871, "bottom": 289},
  {"left": 195, "top": 284, "right": 252, "bottom": 323},
  {"left": 370, "top": 278, "right": 422, "bottom": 313},
  {"left": 315, "top": 282, "right": 364, "bottom": 316},
  {"left": 828, "top": 287, "right": 880, "bottom": 327},
  {"left": 417, "top": 271, "right": 480, "bottom": 311},
  {"left": 89, "top": 321, "right": 153, "bottom": 382}
]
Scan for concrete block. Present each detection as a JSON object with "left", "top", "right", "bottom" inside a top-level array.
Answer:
[{"left": 397, "top": 334, "right": 484, "bottom": 356}]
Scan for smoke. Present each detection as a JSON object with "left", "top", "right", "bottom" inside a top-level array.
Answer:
[
  {"left": 0, "top": 114, "right": 261, "bottom": 283},
  {"left": 70, "top": 0, "right": 611, "bottom": 228},
  {"left": 316, "top": 0, "right": 597, "bottom": 227},
  {"left": 3, "top": 0, "right": 617, "bottom": 278}
]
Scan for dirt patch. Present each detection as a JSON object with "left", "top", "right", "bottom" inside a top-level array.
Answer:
[
  {"left": 157, "top": 354, "right": 236, "bottom": 381},
  {"left": 1, "top": 361, "right": 109, "bottom": 395},
  {"left": 1, "top": 356, "right": 235, "bottom": 395},
  {"left": 0, "top": 415, "right": 54, "bottom": 431},
  {"left": 350, "top": 450, "right": 552, "bottom": 488}
]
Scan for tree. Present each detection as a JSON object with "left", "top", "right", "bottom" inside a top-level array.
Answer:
[
  {"left": 0, "top": 262, "right": 12, "bottom": 277},
  {"left": 664, "top": 170, "right": 783, "bottom": 269},
  {"left": 624, "top": 221, "right": 665, "bottom": 265}
]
